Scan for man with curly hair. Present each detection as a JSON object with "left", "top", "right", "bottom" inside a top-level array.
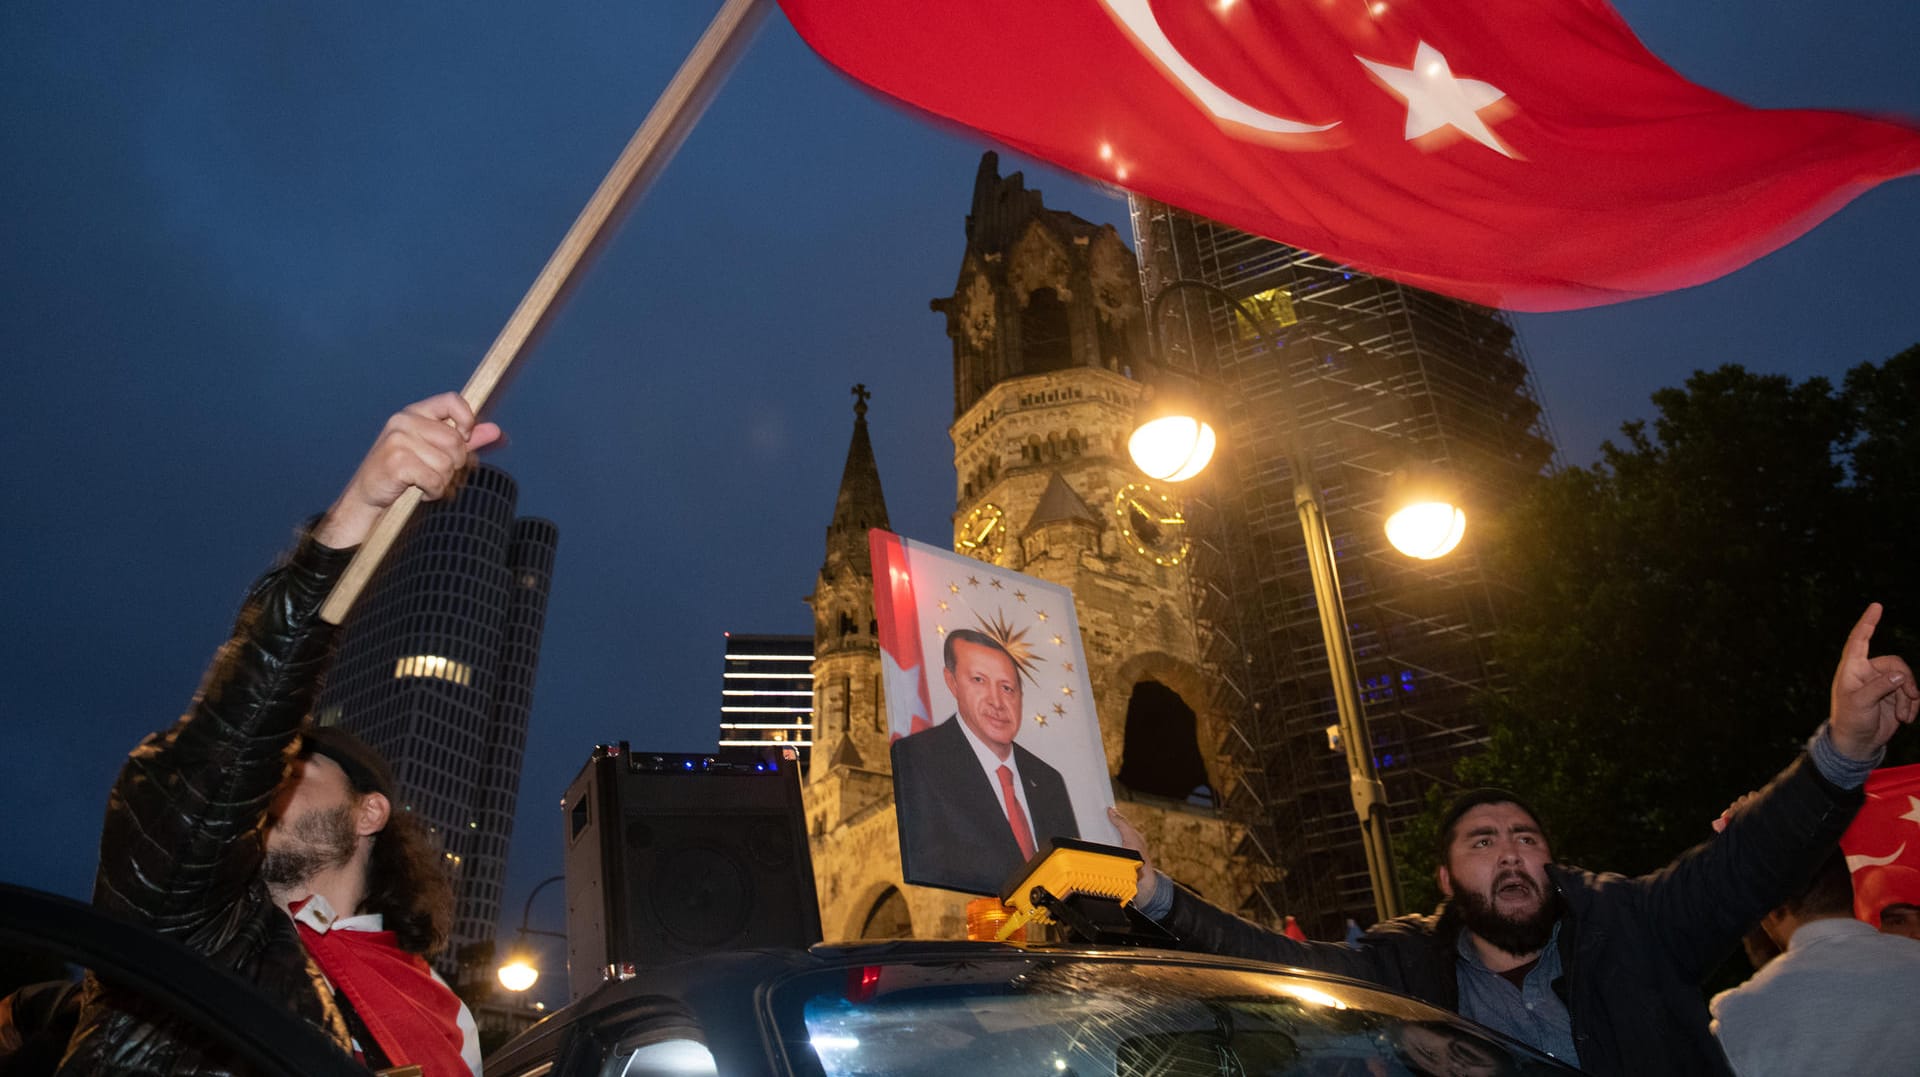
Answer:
[{"left": 60, "top": 393, "right": 494, "bottom": 1076}]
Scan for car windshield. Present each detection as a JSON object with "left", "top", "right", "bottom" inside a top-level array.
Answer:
[{"left": 774, "top": 954, "right": 1569, "bottom": 1077}]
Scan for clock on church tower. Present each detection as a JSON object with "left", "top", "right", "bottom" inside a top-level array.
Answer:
[
  {"left": 956, "top": 503, "right": 1007, "bottom": 562},
  {"left": 1113, "top": 482, "right": 1190, "bottom": 566}
]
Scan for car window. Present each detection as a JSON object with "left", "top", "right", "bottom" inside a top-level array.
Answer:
[{"left": 773, "top": 957, "right": 1571, "bottom": 1077}]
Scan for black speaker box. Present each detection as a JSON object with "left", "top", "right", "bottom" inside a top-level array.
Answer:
[{"left": 562, "top": 743, "right": 820, "bottom": 1000}]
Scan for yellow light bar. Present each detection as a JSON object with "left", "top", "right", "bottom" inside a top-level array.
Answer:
[{"left": 993, "top": 841, "right": 1142, "bottom": 941}]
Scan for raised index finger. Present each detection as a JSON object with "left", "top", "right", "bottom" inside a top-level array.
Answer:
[{"left": 1845, "top": 602, "right": 1885, "bottom": 661}]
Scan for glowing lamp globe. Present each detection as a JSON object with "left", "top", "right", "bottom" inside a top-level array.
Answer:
[
  {"left": 1384, "top": 501, "right": 1466, "bottom": 560},
  {"left": 1128, "top": 416, "right": 1217, "bottom": 482},
  {"left": 497, "top": 958, "right": 540, "bottom": 992}
]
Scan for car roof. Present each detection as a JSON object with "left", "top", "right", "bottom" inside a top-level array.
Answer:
[{"left": 487, "top": 939, "right": 1487, "bottom": 1074}]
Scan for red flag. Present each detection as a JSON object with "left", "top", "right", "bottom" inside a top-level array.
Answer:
[
  {"left": 871, "top": 529, "right": 935, "bottom": 737},
  {"left": 778, "top": 0, "right": 1920, "bottom": 311},
  {"left": 1839, "top": 764, "right": 1920, "bottom": 928}
]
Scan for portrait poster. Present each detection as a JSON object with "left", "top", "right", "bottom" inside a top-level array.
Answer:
[{"left": 870, "top": 529, "right": 1119, "bottom": 895}]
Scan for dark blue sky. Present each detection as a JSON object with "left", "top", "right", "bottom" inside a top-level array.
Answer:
[{"left": 4, "top": 2, "right": 1915, "bottom": 1001}]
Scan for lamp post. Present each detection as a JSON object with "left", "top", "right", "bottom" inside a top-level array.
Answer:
[
  {"left": 497, "top": 874, "right": 567, "bottom": 993},
  {"left": 1131, "top": 279, "right": 1454, "bottom": 922}
]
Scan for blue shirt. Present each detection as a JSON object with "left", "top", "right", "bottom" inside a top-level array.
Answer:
[{"left": 1454, "top": 920, "right": 1581, "bottom": 1068}]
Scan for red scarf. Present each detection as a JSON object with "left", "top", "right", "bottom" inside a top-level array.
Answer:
[{"left": 293, "top": 905, "right": 467, "bottom": 1077}]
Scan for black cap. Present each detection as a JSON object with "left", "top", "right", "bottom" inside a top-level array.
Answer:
[
  {"left": 299, "top": 724, "right": 396, "bottom": 800},
  {"left": 1436, "top": 787, "right": 1546, "bottom": 858}
]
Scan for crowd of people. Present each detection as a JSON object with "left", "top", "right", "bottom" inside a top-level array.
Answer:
[{"left": 2, "top": 390, "right": 1916, "bottom": 1076}]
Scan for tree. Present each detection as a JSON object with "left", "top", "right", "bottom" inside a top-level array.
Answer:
[{"left": 1398, "top": 348, "right": 1920, "bottom": 912}]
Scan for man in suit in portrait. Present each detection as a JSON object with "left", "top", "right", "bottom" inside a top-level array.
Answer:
[{"left": 893, "top": 628, "right": 1080, "bottom": 894}]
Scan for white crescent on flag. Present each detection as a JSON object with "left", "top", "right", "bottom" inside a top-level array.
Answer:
[
  {"left": 1846, "top": 842, "right": 1908, "bottom": 872},
  {"left": 1097, "top": 0, "right": 1337, "bottom": 136}
]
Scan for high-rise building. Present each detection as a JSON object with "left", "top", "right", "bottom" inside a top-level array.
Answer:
[
  {"left": 1127, "top": 197, "right": 1557, "bottom": 929},
  {"left": 717, "top": 633, "right": 816, "bottom": 769},
  {"left": 313, "top": 463, "right": 559, "bottom": 968}
]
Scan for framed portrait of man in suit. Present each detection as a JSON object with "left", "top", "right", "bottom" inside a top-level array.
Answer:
[{"left": 871, "top": 530, "right": 1119, "bottom": 895}]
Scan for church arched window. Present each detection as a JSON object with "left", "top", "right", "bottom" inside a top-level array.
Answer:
[
  {"left": 1021, "top": 287, "right": 1073, "bottom": 373},
  {"left": 1116, "top": 680, "right": 1213, "bottom": 804},
  {"left": 860, "top": 887, "right": 913, "bottom": 939}
]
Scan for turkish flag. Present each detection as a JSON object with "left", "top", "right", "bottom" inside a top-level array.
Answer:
[
  {"left": 871, "top": 529, "right": 936, "bottom": 738},
  {"left": 777, "top": 0, "right": 1920, "bottom": 311},
  {"left": 1839, "top": 764, "right": 1920, "bottom": 927}
]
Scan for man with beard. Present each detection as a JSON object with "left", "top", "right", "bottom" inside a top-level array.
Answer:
[
  {"left": 58, "top": 392, "right": 491, "bottom": 1076},
  {"left": 1110, "top": 603, "right": 1917, "bottom": 1076}
]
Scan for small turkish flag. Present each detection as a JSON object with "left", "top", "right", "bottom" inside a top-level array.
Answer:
[
  {"left": 778, "top": 0, "right": 1920, "bottom": 311},
  {"left": 1839, "top": 764, "right": 1920, "bottom": 927}
]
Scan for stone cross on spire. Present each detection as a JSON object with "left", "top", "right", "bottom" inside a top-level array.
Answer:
[{"left": 852, "top": 383, "right": 870, "bottom": 418}]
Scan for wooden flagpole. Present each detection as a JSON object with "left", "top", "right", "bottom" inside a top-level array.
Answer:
[{"left": 321, "top": 0, "right": 772, "bottom": 624}]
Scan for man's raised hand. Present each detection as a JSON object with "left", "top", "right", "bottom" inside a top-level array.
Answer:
[
  {"left": 314, "top": 393, "right": 503, "bottom": 551},
  {"left": 1829, "top": 602, "right": 1919, "bottom": 761}
]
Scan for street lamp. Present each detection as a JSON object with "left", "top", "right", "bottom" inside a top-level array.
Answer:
[
  {"left": 1382, "top": 469, "right": 1467, "bottom": 560},
  {"left": 1128, "top": 279, "right": 1458, "bottom": 921},
  {"left": 497, "top": 874, "right": 567, "bottom": 993},
  {"left": 1128, "top": 414, "right": 1217, "bottom": 482}
]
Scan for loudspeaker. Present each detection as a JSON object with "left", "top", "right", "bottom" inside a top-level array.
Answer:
[{"left": 562, "top": 743, "right": 821, "bottom": 1000}]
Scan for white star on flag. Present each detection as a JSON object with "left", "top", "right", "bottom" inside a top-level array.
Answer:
[
  {"left": 1901, "top": 795, "right": 1920, "bottom": 828},
  {"left": 1358, "top": 41, "right": 1515, "bottom": 158},
  {"left": 880, "top": 651, "right": 930, "bottom": 732}
]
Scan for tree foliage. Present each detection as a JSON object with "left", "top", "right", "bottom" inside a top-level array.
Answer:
[{"left": 1399, "top": 346, "right": 1920, "bottom": 911}]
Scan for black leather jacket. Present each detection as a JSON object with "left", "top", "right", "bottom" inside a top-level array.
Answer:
[
  {"left": 1160, "top": 754, "right": 1862, "bottom": 1076},
  {"left": 59, "top": 535, "right": 359, "bottom": 1076}
]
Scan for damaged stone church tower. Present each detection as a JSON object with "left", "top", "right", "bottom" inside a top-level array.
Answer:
[{"left": 802, "top": 155, "right": 1265, "bottom": 939}]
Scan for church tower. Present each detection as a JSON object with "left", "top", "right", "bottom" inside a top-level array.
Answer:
[
  {"left": 807, "top": 384, "right": 889, "bottom": 779},
  {"left": 803, "top": 387, "right": 975, "bottom": 942},
  {"left": 803, "top": 158, "right": 1273, "bottom": 941},
  {"left": 929, "top": 154, "right": 1263, "bottom": 913}
]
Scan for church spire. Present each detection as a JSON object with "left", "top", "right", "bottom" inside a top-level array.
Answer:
[
  {"left": 808, "top": 386, "right": 891, "bottom": 777},
  {"left": 822, "top": 383, "right": 891, "bottom": 581}
]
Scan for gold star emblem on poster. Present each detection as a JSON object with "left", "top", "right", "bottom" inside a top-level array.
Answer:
[{"left": 975, "top": 607, "right": 1040, "bottom": 685}]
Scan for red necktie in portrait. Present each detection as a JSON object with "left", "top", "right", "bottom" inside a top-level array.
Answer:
[{"left": 998, "top": 764, "right": 1038, "bottom": 860}]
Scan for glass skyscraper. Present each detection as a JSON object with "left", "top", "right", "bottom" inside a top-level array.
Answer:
[{"left": 313, "top": 463, "right": 559, "bottom": 968}]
